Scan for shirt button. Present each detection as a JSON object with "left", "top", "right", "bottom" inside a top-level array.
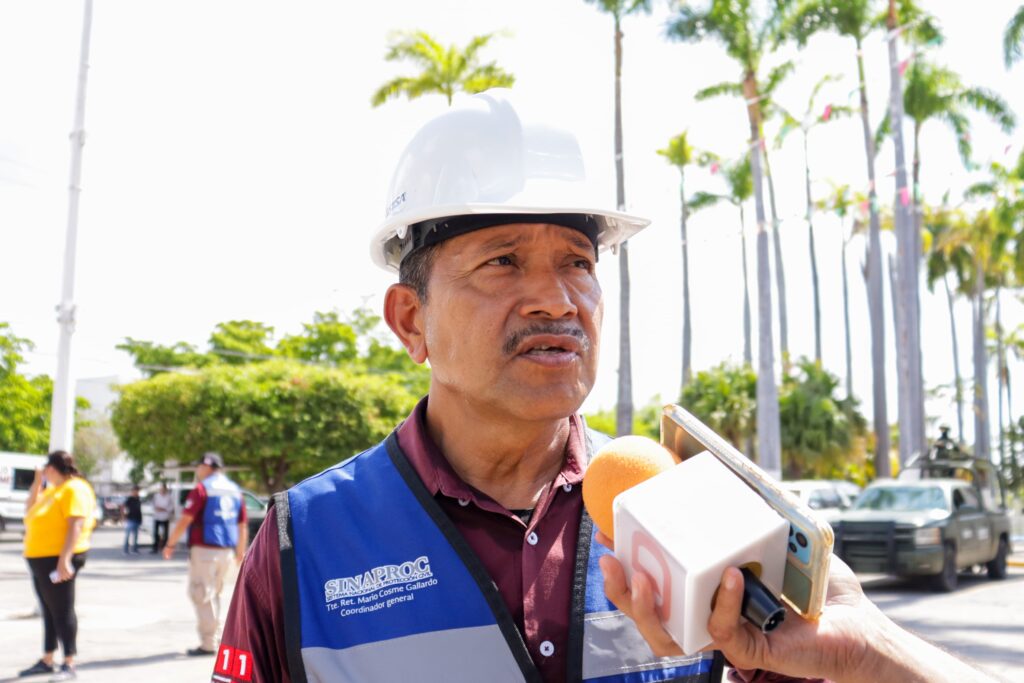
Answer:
[
  {"left": 527, "top": 532, "right": 539, "bottom": 546},
  {"left": 562, "top": 483, "right": 573, "bottom": 493},
  {"left": 457, "top": 498, "right": 470, "bottom": 507},
  {"left": 540, "top": 640, "right": 555, "bottom": 657}
]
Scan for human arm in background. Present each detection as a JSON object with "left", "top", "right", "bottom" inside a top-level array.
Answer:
[
  {"left": 598, "top": 535, "right": 997, "bottom": 683},
  {"left": 25, "top": 467, "right": 44, "bottom": 512},
  {"left": 55, "top": 517, "right": 85, "bottom": 582},
  {"left": 162, "top": 512, "right": 195, "bottom": 560},
  {"left": 235, "top": 521, "right": 249, "bottom": 564}
]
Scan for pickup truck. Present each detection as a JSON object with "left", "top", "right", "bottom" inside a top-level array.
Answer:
[{"left": 832, "top": 441, "right": 1012, "bottom": 591}]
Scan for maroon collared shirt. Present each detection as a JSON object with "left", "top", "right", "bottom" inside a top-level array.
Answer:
[{"left": 218, "top": 399, "right": 817, "bottom": 683}]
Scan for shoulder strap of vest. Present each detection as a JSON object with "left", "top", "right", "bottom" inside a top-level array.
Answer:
[
  {"left": 383, "top": 432, "right": 543, "bottom": 683},
  {"left": 272, "top": 491, "right": 309, "bottom": 683}
]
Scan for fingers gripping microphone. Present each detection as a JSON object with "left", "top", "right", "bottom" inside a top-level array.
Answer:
[{"left": 583, "top": 436, "right": 788, "bottom": 654}]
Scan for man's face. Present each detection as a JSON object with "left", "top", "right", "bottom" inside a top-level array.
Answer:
[
  {"left": 196, "top": 464, "right": 213, "bottom": 481},
  {"left": 420, "top": 223, "right": 603, "bottom": 422}
]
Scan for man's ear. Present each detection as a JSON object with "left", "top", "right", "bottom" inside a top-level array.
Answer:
[{"left": 383, "top": 283, "right": 428, "bottom": 364}]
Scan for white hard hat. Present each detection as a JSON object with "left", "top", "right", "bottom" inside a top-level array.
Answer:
[{"left": 370, "top": 89, "right": 650, "bottom": 271}]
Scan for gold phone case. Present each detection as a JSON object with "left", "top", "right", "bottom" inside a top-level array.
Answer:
[{"left": 660, "top": 404, "right": 833, "bottom": 619}]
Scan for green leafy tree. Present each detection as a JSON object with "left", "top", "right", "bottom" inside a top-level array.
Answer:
[
  {"left": 371, "top": 31, "right": 514, "bottom": 107},
  {"left": 680, "top": 362, "right": 757, "bottom": 455},
  {"left": 667, "top": 0, "right": 785, "bottom": 475},
  {"left": 0, "top": 323, "right": 89, "bottom": 453},
  {"left": 584, "top": 397, "right": 661, "bottom": 439},
  {"left": 116, "top": 339, "right": 213, "bottom": 377},
  {"left": 277, "top": 311, "right": 358, "bottom": 365},
  {"left": 585, "top": 0, "right": 652, "bottom": 437},
  {"left": 111, "top": 360, "right": 418, "bottom": 492},
  {"left": 778, "top": 358, "right": 867, "bottom": 479},
  {"left": 0, "top": 324, "right": 52, "bottom": 453},
  {"left": 209, "top": 320, "right": 276, "bottom": 364}
]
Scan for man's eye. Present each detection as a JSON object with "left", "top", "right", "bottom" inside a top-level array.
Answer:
[
  {"left": 573, "top": 258, "right": 594, "bottom": 271},
  {"left": 487, "top": 255, "right": 514, "bottom": 266}
]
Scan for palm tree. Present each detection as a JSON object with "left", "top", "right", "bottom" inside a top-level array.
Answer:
[
  {"left": 775, "top": 74, "right": 852, "bottom": 363},
  {"left": 902, "top": 54, "right": 1015, "bottom": 458},
  {"left": 692, "top": 158, "right": 755, "bottom": 368},
  {"left": 695, "top": 62, "right": 796, "bottom": 374},
  {"left": 371, "top": 31, "right": 514, "bottom": 107},
  {"left": 964, "top": 153, "right": 1024, "bottom": 459},
  {"left": 924, "top": 201, "right": 970, "bottom": 444},
  {"left": 667, "top": 0, "right": 786, "bottom": 476},
  {"left": 817, "top": 183, "right": 858, "bottom": 401},
  {"left": 1005, "top": 5, "right": 1024, "bottom": 68},
  {"left": 657, "top": 131, "right": 701, "bottom": 396},
  {"left": 584, "top": 0, "right": 653, "bottom": 436},
  {"left": 784, "top": 0, "right": 891, "bottom": 477}
]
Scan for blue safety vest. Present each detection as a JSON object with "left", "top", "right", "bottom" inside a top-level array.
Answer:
[
  {"left": 200, "top": 472, "right": 242, "bottom": 547},
  {"left": 275, "top": 431, "right": 723, "bottom": 683}
]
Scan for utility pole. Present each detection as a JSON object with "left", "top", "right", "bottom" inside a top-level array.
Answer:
[{"left": 49, "top": 0, "right": 94, "bottom": 452}]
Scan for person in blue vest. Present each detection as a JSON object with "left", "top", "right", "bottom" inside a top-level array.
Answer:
[
  {"left": 216, "top": 90, "right": 997, "bottom": 683},
  {"left": 163, "top": 451, "right": 248, "bottom": 657}
]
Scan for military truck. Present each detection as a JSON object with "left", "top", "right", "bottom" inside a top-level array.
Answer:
[{"left": 833, "top": 428, "right": 1012, "bottom": 591}]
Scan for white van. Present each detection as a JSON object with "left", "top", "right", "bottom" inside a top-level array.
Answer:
[{"left": 0, "top": 451, "right": 46, "bottom": 531}]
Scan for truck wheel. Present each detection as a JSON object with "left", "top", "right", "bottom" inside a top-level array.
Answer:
[
  {"left": 932, "top": 543, "right": 958, "bottom": 592},
  {"left": 987, "top": 537, "right": 1008, "bottom": 580}
]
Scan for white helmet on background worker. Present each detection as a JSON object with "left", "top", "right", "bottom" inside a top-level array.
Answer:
[{"left": 370, "top": 89, "right": 650, "bottom": 272}]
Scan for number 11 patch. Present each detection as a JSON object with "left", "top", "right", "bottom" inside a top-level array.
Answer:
[{"left": 214, "top": 644, "right": 253, "bottom": 682}]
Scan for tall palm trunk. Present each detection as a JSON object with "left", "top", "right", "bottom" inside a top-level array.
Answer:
[
  {"left": 889, "top": 254, "right": 907, "bottom": 456},
  {"left": 887, "top": 0, "right": 925, "bottom": 464},
  {"left": 855, "top": 37, "right": 891, "bottom": 477},
  {"left": 973, "top": 262, "right": 990, "bottom": 460},
  {"left": 613, "top": 15, "right": 633, "bottom": 436},
  {"left": 944, "top": 274, "right": 965, "bottom": 443},
  {"left": 744, "top": 72, "right": 781, "bottom": 477},
  {"left": 762, "top": 152, "right": 790, "bottom": 374},
  {"left": 803, "top": 136, "right": 822, "bottom": 363},
  {"left": 996, "top": 290, "right": 1006, "bottom": 463},
  {"left": 842, "top": 235, "right": 854, "bottom": 400},
  {"left": 741, "top": 206, "right": 752, "bottom": 366},
  {"left": 680, "top": 172, "right": 692, "bottom": 396}
]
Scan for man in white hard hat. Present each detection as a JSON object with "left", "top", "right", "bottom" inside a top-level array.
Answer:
[{"left": 217, "top": 91, "right": 996, "bottom": 683}]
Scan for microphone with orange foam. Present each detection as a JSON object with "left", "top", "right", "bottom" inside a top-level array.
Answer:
[{"left": 582, "top": 435, "right": 787, "bottom": 651}]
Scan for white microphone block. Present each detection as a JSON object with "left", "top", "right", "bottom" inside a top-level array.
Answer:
[{"left": 612, "top": 450, "right": 790, "bottom": 655}]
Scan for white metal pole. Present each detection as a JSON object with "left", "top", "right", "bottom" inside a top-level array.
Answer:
[{"left": 49, "top": 0, "right": 94, "bottom": 453}]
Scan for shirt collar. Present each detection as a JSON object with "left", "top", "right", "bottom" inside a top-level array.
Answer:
[{"left": 396, "top": 397, "right": 588, "bottom": 507}]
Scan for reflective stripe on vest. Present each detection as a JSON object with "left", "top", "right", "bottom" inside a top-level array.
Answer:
[
  {"left": 277, "top": 431, "right": 721, "bottom": 683},
  {"left": 200, "top": 472, "right": 241, "bottom": 547}
]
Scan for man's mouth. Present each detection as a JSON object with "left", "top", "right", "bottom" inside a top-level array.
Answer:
[{"left": 514, "top": 334, "right": 583, "bottom": 358}]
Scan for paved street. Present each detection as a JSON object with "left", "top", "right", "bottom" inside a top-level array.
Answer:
[
  {"left": 859, "top": 566, "right": 1024, "bottom": 683},
  {"left": 0, "top": 525, "right": 232, "bottom": 683},
  {"left": 1, "top": 524, "right": 1021, "bottom": 682}
]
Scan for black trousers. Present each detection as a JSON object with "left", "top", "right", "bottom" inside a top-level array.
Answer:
[
  {"left": 153, "top": 519, "right": 170, "bottom": 550},
  {"left": 26, "top": 553, "right": 88, "bottom": 656}
]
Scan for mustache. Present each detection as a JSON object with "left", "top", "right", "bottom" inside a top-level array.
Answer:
[{"left": 502, "top": 323, "right": 590, "bottom": 356}]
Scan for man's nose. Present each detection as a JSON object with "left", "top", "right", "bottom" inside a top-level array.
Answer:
[{"left": 517, "top": 269, "right": 578, "bottom": 319}]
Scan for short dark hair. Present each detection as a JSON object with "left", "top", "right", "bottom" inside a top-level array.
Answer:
[
  {"left": 46, "top": 450, "right": 82, "bottom": 478},
  {"left": 398, "top": 244, "right": 441, "bottom": 301}
]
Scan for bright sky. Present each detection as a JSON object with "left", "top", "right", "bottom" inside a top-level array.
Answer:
[{"left": 2, "top": 0, "right": 1022, "bottom": 447}]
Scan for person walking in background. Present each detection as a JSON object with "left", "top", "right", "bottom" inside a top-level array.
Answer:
[
  {"left": 122, "top": 486, "right": 142, "bottom": 554},
  {"left": 18, "top": 451, "right": 97, "bottom": 681},
  {"left": 163, "top": 452, "right": 247, "bottom": 657},
  {"left": 151, "top": 482, "right": 173, "bottom": 554}
]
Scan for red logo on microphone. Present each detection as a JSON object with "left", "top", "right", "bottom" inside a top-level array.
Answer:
[{"left": 631, "top": 529, "right": 672, "bottom": 621}]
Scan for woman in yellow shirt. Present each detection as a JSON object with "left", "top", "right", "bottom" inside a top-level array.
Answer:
[{"left": 19, "top": 451, "right": 97, "bottom": 681}]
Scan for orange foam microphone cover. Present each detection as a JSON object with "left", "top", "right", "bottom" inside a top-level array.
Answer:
[{"left": 582, "top": 435, "right": 678, "bottom": 542}]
